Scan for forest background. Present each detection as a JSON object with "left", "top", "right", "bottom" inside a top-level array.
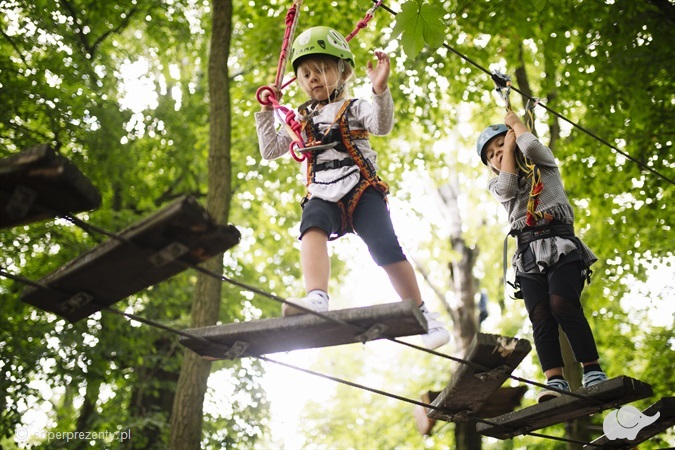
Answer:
[{"left": 1, "top": 0, "right": 673, "bottom": 449}]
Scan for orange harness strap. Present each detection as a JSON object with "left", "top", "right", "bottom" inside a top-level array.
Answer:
[{"left": 302, "top": 99, "right": 389, "bottom": 235}]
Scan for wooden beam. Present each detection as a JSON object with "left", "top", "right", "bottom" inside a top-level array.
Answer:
[
  {"left": 585, "top": 397, "right": 675, "bottom": 449},
  {"left": 479, "top": 385, "right": 529, "bottom": 419},
  {"left": 21, "top": 196, "right": 241, "bottom": 322},
  {"left": 0, "top": 144, "right": 101, "bottom": 228},
  {"left": 476, "top": 376, "right": 654, "bottom": 439},
  {"left": 179, "top": 300, "right": 426, "bottom": 360},
  {"left": 426, "top": 333, "right": 532, "bottom": 422},
  {"left": 414, "top": 386, "right": 527, "bottom": 436}
]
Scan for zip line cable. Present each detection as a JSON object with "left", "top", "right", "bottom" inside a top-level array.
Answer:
[
  {"left": 0, "top": 266, "right": 605, "bottom": 448},
  {"left": 373, "top": 0, "right": 675, "bottom": 187}
]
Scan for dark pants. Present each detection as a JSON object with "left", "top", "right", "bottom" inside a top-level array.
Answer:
[
  {"left": 299, "top": 186, "right": 406, "bottom": 267},
  {"left": 518, "top": 252, "right": 600, "bottom": 372}
]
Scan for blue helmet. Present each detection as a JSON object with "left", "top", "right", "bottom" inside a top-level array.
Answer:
[{"left": 476, "top": 124, "right": 508, "bottom": 165}]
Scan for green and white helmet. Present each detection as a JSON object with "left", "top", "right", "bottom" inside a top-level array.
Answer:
[{"left": 290, "top": 26, "right": 355, "bottom": 73}]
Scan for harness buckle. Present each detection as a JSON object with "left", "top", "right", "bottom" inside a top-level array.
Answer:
[{"left": 297, "top": 141, "right": 338, "bottom": 153}]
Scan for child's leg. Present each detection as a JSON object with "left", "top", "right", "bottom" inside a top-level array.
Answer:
[
  {"left": 352, "top": 188, "right": 449, "bottom": 349},
  {"left": 547, "top": 257, "right": 601, "bottom": 365},
  {"left": 301, "top": 227, "right": 330, "bottom": 293},
  {"left": 284, "top": 198, "right": 342, "bottom": 316},
  {"left": 520, "top": 274, "right": 565, "bottom": 374},
  {"left": 350, "top": 188, "right": 416, "bottom": 300},
  {"left": 381, "top": 260, "right": 422, "bottom": 305}
]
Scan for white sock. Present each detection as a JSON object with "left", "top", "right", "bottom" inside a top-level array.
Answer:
[{"left": 418, "top": 302, "right": 429, "bottom": 314}]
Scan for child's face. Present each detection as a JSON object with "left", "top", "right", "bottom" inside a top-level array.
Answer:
[
  {"left": 297, "top": 57, "right": 341, "bottom": 102},
  {"left": 485, "top": 135, "right": 506, "bottom": 173}
]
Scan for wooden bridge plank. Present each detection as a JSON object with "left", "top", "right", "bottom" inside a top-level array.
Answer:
[
  {"left": 476, "top": 376, "right": 654, "bottom": 439},
  {"left": 21, "top": 196, "right": 240, "bottom": 322},
  {"left": 415, "top": 386, "right": 527, "bottom": 436},
  {"left": 427, "top": 333, "right": 531, "bottom": 422},
  {"left": 585, "top": 397, "right": 675, "bottom": 449},
  {"left": 1, "top": 144, "right": 101, "bottom": 228},
  {"left": 179, "top": 300, "right": 426, "bottom": 359}
]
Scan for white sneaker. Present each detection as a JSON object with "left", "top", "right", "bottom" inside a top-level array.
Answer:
[
  {"left": 282, "top": 292, "right": 329, "bottom": 317},
  {"left": 420, "top": 310, "right": 451, "bottom": 349}
]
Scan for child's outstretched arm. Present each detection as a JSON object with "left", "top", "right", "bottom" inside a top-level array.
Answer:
[
  {"left": 366, "top": 50, "right": 390, "bottom": 95},
  {"left": 504, "top": 111, "right": 556, "bottom": 167},
  {"left": 255, "top": 85, "right": 293, "bottom": 160}
]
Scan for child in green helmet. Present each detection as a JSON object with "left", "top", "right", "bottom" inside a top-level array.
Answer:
[
  {"left": 255, "top": 26, "right": 450, "bottom": 349},
  {"left": 477, "top": 111, "right": 608, "bottom": 402}
]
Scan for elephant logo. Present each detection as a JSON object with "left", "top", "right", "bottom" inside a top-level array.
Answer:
[{"left": 603, "top": 405, "right": 661, "bottom": 441}]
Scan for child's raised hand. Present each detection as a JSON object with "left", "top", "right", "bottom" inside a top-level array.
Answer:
[
  {"left": 366, "top": 50, "right": 390, "bottom": 95},
  {"left": 504, "top": 110, "right": 528, "bottom": 137},
  {"left": 258, "top": 85, "right": 281, "bottom": 111},
  {"left": 504, "top": 111, "right": 522, "bottom": 129}
]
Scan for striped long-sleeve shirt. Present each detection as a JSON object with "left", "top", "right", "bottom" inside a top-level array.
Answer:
[{"left": 489, "top": 132, "right": 597, "bottom": 273}]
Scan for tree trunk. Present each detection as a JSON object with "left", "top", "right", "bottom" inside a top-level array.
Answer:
[
  {"left": 561, "top": 330, "right": 590, "bottom": 449},
  {"left": 168, "top": 0, "right": 232, "bottom": 448},
  {"left": 438, "top": 181, "right": 481, "bottom": 450}
]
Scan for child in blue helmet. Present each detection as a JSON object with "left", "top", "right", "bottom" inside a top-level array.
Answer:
[
  {"left": 255, "top": 26, "right": 450, "bottom": 349},
  {"left": 477, "top": 111, "right": 607, "bottom": 402}
]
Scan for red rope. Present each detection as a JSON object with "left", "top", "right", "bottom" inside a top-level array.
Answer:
[
  {"left": 345, "top": 1, "right": 382, "bottom": 42},
  {"left": 275, "top": 3, "right": 299, "bottom": 87},
  {"left": 256, "top": 0, "right": 384, "bottom": 163}
]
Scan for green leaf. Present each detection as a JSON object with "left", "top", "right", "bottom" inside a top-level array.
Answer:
[{"left": 392, "top": 0, "right": 446, "bottom": 58}]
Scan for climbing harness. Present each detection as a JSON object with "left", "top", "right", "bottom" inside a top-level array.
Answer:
[
  {"left": 491, "top": 72, "right": 596, "bottom": 297},
  {"left": 255, "top": 1, "right": 384, "bottom": 162},
  {"left": 301, "top": 99, "right": 388, "bottom": 235}
]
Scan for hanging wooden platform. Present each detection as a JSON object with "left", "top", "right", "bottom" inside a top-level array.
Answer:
[
  {"left": 426, "top": 333, "right": 532, "bottom": 422},
  {"left": 476, "top": 376, "right": 654, "bottom": 439},
  {"left": 0, "top": 144, "right": 101, "bottom": 228},
  {"left": 21, "top": 195, "right": 241, "bottom": 322},
  {"left": 414, "top": 386, "right": 528, "bottom": 436},
  {"left": 585, "top": 397, "right": 675, "bottom": 449},
  {"left": 179, "top": 300, "right": 427, "bottom": 360}
]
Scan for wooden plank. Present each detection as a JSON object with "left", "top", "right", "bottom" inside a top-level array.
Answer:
[
  {"left": 415, "top": 386, "right": 527, "bottom": 436},
  {"left": 585, "top": 397, "right": 675, "bottom": 449},
  {"left": 21, "top": 196, "right": 241, "bottom": 322},
  {"left": 0, "top": 144, "right": 101, "bottom": 228},
  {"left": 179, "top": 300, "right": 426, "bottom": 359},
  {"left": 478, "top": 385, "right": 528, "bottom": 419},
  {"left": 427, "top": 333, "right": 532, "bottom": 422},
  {"left": 476, "top": 376, "right": 654, "bottom": 439}
]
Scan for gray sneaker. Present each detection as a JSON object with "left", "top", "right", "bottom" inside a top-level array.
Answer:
[
  {"left": 537, "top": 378, "right": 570, "bottom": 403},
  {"left": 582, "top": 370, "right": 608, "bottom": 388}
]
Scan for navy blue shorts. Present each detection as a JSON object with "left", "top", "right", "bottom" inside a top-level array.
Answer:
[{"left": 299, "top": 186, "right": 406, "bottom": 267}]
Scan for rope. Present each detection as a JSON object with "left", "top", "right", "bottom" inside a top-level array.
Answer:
[
  {"left": 0, "top": 266, "right": 606, "bottom": 448},
  {"left": 256, "top": 1, "right": 386, "bottom": 162},
  {"left": 491, "top": 71, "right": 553, "bottom": 227},
  {"left": 345, "top": 1, "right": 383, "bottom": 42},
  {"left": 5, "top": 208, "right": 603, "bottom": 406},
  {"left": 274, "top": 0, "right": 303, "bottom": 88},
  {"left": 371, "top": 1, "right": 675, "bottom": 187}
]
